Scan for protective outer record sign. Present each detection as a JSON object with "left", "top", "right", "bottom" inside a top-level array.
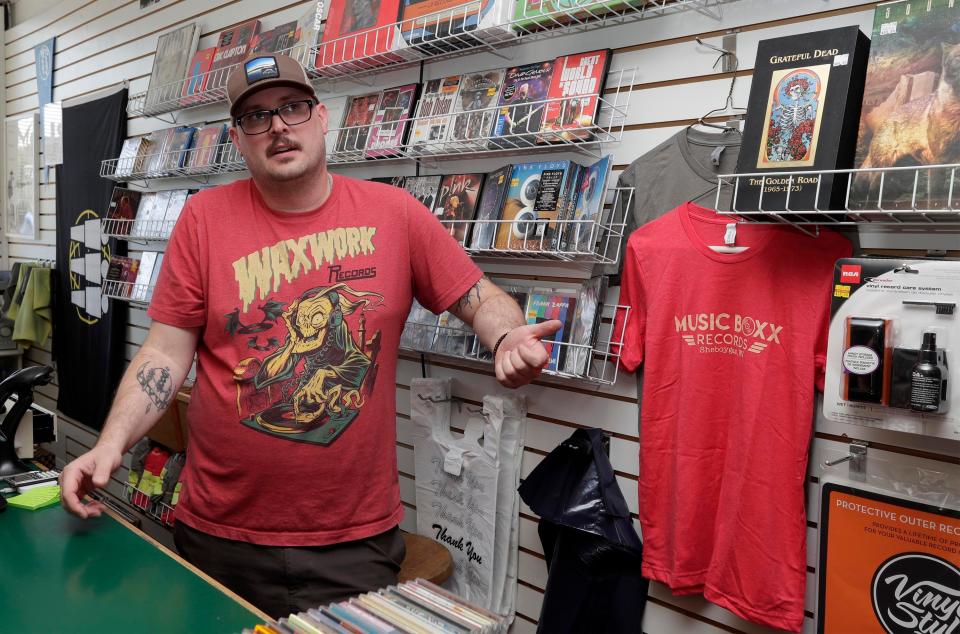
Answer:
[{"left": 817, "top": 482, "right": 960, "bottom": 633}]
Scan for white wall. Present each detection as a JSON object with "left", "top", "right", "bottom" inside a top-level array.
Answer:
[
  {"left": 3, "top": 1, "right": 960, "bottom": 632},
  {"left": 9, "top": 0, "right": 61, "bottom": 27}
]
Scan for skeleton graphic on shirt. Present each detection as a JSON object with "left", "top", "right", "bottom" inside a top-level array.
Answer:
[{"left": 230, "top": 283, "right": 384, "bottom": 445}]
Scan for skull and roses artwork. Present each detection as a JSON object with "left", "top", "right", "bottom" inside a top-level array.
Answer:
[{"left": 758, "top": 66, "right": 830, "bottom": 168}]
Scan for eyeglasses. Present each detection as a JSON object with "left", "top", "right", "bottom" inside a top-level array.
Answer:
[{"left": 235, "top": 99, "right": 316, "bottom": 135}]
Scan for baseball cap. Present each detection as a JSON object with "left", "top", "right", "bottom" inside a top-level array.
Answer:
[{"left": 227, "top": 53, "right": 318, "bottom": 118}]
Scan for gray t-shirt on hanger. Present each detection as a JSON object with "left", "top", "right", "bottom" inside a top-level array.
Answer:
[{"left": 604, "top": 127, "right": 741, "bottom": 277}]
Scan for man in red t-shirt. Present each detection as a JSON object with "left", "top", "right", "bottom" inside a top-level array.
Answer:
[{"left": 60, "top": 53, "right": 560, "bottom": 617}]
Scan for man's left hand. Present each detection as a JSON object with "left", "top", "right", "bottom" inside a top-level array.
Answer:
[{"left": 494, "top": 320, "right": 563, "bottom": 389}]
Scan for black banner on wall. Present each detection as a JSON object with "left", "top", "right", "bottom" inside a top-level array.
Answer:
[{"left": 53, "top": 88, "right": 128, "bottom": 430}]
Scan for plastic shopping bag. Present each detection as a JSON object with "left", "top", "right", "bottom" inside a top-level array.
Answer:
[{"left": 411, "top": 378, "right": 524, "bottom": 618}]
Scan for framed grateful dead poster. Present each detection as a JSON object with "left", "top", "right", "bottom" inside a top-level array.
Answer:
[
  {"left": 818, "top": 481, "right": 960, "bottom": 633},
  {"left": 757, "top": 65, "right": 831, "bottom": 169},
  {"left": 4, "top": 113, "right": 40, "bottom": 241}
]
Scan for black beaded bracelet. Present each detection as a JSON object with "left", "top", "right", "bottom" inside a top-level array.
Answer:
[{"left": 492, "top": 331, "right": 511, "bottom": 358}]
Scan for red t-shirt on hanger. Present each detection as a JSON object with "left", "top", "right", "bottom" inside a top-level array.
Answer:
[{"left": 614, "top": 202, "right": 850, "bottom": 632}]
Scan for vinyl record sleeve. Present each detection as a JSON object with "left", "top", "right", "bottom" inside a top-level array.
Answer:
[
  {"left": 566, "top": 154, "right": 611, "bottom": 252},
  {"left": 470, "top": 164, "right": 512, "bottom": 250},
  {"left": 851, "top": 0, "right": 960, "bottom": 210},
  {"left": 187, "top": 124, "right": 227, "bottom": 171},
  {"left": 319, "top": 0, "right": 405, "bottom": 67},
  {"left": 180, "top": 47, "right": 216, "bottom": 107},
  {"left": 142, "top": 129, "right": 171, "bottom": 176},
  {"left": 449, "top": 69, "right": 505, "bottom": 151},
  {"left": 525, "top": 289, "right": 577, "bottom": 372},
  {"left": 162, "top": 189, "right": 190, "bottom": 232},
  {"left": 734, "top": 25, "right": 869, "bottom": 214},
  {"left": 399, "top": 0, "right": 513, "bottom": 53},
  {"left": 106, "top": 187, "right": 142, "bottom": 236},
  {"left": 539, "top": 49, "right": 611, "bottom": 143},
  {"left": 492, "top": 61, "right": 554, "bottom": 147},
  {"left": 513, "top": 0, "right": 643, "bottom": 30},
  {"left": 562, "top": 275, "right": 607, "bottom": 376},
  {"left": 160, "top": 126, "right": 197, "bottom": 173},
  {"left": 495, "top": 160, "right": 572, "bottom": 250},
  {"left": 402, "top": 175, "right": 443, "bottom": 210},
  {"left": 335, "top": 91, "right": 383, "bottom": 155},
  {"left": 434, "top": 172, "right": 485, "bottom": 245},
  {"left": 409, "top": 75, "right": 463, "bottom": 152},
  {"left": 365, "top": 83, "right": 420, "bottom": 158},
  {"left": 209, "top": 20, "right": 261, "bottom": 89},
  {"left": 251, "top": 21, "right": 299, "bottom": 54},
  {"left": 296, "top": 3, "right": 326, "bottom": 52},
  {"left": 145, "top": 23, "right": 200, "bottom": 110},
  {"left": 115, "top": 138, "right": 149, "bottom": 178}
]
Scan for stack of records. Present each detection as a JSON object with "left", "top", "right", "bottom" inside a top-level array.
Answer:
[{"left": 245, "top": 579, "right": 509, "bottom": 634}]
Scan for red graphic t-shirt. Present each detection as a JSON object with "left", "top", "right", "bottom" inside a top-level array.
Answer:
[
  {"left": 148, "top": 175, "right": 482, "bottom": 546},
  {"left": 614, "top": 202, "right": 850, "bottom": 632}
]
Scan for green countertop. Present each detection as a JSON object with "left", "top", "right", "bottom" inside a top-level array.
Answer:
[{"left": 0, "top": 503, "right": 264, "bottom": 634}]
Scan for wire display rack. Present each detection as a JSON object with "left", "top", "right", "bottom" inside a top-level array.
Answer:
[
  {"left": 126, "top": 484, "right": 177, "bottom": 527},
  {"left": 716, "top": 164, "right": 960, "bottom": 236},
  {"left": 327, "top": 67, "right": 635, "bottom": 165},
  {"left": 444, "top": 186, "right": 631, "bottom": 264},
  {"left": 126, "top": 2, "right": 725, "bottom": 121},
  {"left": 101, "top": 217, "right": 178, "bottom": 242},
  {"left": 309, "top": 0, "right": 725, "bottom": 82},
  {"left": 128, "top": 44, "right": 315, "bottom": 119},
  {"left": 401, "top": 303, "right": 629, "bottom": 386},
  {"left": 101, "top": 141, "right": 246, "bottom": 182},
  {"left": 103, "top": 280, "right": 156, "bottom": 305},
  {"left": 103, "top": 86, "right": 628, "bottom": 181}
]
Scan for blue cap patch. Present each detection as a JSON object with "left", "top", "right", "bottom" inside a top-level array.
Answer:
[{"left": 245, "top": 57, "right": 280, "bottom": 84}]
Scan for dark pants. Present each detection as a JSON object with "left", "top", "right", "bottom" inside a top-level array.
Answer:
[{"left": 174, "top": 522, "right": 406, "bottom": 619}]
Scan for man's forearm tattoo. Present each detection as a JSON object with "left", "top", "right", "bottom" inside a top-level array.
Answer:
[
  {"left": 137, "top": 362, "right": 173, "bottom": 415},
  {"left": 454, "top": 276, "right": 487, "bottom": 312}
]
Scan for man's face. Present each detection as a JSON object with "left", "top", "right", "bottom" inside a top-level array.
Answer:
[{"left": 229, "top": 86, "right": 329, "bottom": 183}]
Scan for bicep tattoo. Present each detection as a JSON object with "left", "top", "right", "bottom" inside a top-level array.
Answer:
[
  {"left": 453, "top": 276, "right": 488, "bottom": 313},
  {"left": 137, "top": 362, "right": 173, "bottom": 415}
]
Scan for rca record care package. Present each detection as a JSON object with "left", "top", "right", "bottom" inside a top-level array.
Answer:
[
  {"left": 823, "top": 258, "right": 959, "bottom": 441},
  {"left": 817, "top": 482, "right": 960, "bottom": 634}
]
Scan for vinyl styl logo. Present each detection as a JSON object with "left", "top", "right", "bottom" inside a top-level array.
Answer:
[{"left": 871, "top": 552, "right": 960, "bottom": 634}]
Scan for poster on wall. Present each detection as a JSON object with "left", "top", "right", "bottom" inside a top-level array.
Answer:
[
  {"left": 817, "top": 482, "right": 960, "bottom": 633},
  {"left": 5, "top": 114, "right": 40, "bottom": 240}
]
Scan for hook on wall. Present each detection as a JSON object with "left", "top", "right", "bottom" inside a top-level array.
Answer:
[{"left": 821, "top": 440, "right": 868, "bottom": 482}]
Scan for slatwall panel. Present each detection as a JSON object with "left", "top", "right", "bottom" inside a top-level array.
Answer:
[{"left": 5, "top": 1, "right": 960, "bottom": 632}]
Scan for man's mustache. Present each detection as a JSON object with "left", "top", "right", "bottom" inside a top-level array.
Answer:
[{"left": 267, "top": 137, "right": 302, "bottom": 155}]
